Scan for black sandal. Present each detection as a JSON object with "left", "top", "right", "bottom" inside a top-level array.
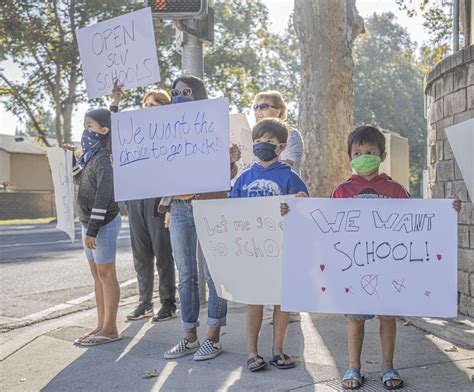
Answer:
[
  {"left": 269, "top": 353, "right": 296, "bottom": 369},
  {"left": 247, "top": 355, "right": 267, "bottom": 372}
]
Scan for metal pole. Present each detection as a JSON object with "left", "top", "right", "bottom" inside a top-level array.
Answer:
[
  {"left": 453, "top": 0, "right": 459, "bottom": 52},
  {"left": 182, "top": 20, "right": 204, "bottom": 78},
  {"left": 180, "top": 19, "right": 207, "bottom": 303}
]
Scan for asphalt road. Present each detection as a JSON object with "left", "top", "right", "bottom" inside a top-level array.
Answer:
[{"left": 0, "top": 222, "right": 140, "bottom": 330}]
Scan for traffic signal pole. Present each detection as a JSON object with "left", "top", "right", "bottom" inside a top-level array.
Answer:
[{"left": 181, "top": 19, "right": 204, "bottom": 78}]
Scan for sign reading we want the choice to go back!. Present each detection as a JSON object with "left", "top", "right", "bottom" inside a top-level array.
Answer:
[{"left": 111, "top": 98, "right": 230, "bottom": 201}]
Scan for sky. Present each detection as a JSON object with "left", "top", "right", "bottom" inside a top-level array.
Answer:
[{"left": 0, "top": 0, "right": 434, "bottom": 141}]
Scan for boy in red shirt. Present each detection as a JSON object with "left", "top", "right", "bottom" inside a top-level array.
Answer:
[
  {"left": 332, "top": 126, "right": 460, "bottom": 390},
  {"left": 333, "top": 126, "right": 408, "bottom": 390},
  {"left": 281, "top": 125, "right": 461, "bottom": 390}
]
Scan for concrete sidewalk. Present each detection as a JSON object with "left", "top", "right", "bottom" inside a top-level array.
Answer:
[{"left": 1, "top": 295, "right": 473, "bottom": 391}]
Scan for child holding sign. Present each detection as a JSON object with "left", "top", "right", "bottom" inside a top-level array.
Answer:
[
  {"left": 281, "top": 126, "right": 461, "bottom": 389},
  {"left": 282, "top": 125, "right": 460, "bottom": 390},
  {"left": 65, "top": 108, "right": 122, "bottom": 347},
  {"left": 231, "top": 118, "right": 308, "bottom": 372}
]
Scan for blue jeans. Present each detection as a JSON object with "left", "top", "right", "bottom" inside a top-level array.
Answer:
[
  {"left": 82, "top": 214, "right": 121, "bottom": 264},
  {"left": 170, "top": 199, "right": 227, "bottom": 332}
]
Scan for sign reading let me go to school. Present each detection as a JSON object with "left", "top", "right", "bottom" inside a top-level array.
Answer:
[
  {"left": 76, "top": 8, "right": 160, "bottom": 99},
  {"left": 111, "top": 98, "right": 230, "bottom": 201},
  {"left": 281, "top": 198, "right": 458, "bottom": 317}
]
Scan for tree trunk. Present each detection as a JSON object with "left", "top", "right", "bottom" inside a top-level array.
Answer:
[
  {"left": 62, "top": 68, "right": 78, "bottom": 145},
  {"left": 54, "top": 65, "right": 63, "bottom": 145},
  {"left": 294, "top": 0, "right": 364, "bottom": 197}
]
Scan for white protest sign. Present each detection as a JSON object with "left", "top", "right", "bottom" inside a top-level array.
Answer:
[
  {"left": 229, "top": 113, "right": 254, "bottom": 170},
  {"left": 76, "top": 7, "right": 160, "bottom": 99},
  {"left": 111, "top": 97, "right": 230, "bottom": 201},
  {"left": 193, "top": 197, "right": 284, "bottom": 305},
  {"left": 445, "top": 118, "right": 474, "bottom": 200},
  {"left": 46, "top": 147, "right": 75, "bottom": 242},
  {"left": 281, "top": 198, "right": 457, "bottom": 317}
]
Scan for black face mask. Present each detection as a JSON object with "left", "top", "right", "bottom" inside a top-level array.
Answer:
[{"left": 253, "top": 142, "right": 278, "bottom": 161}]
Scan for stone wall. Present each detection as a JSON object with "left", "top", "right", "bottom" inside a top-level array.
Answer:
[
  {"left": 425, "top": 45, "right": 474, "bottom": 316},
  {"left": 0, "top": 192, "right": 55, "bottom": 220}
]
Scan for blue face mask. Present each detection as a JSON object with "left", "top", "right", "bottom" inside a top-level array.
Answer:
[
  {"left": 81, "top": 129, "right": 104, "bottom": 154},
  {"left": 171, "top": 96, "right": 193, "bottom": 104},
  {"left": 253, "top": 142, "right": 278, "bottom": 162}
]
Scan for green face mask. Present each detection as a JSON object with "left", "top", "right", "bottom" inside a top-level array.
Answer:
[{"left": 351, "top": 154, "right": 381, "bottom": 174}]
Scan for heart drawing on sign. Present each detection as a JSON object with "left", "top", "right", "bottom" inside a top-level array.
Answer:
[
  {"left": 320, "top": 264, "right": 325, "bottom": 272},
  {"left": 344, "top": 288, "right": 350, "bottom": 293},
  {"left": 436, "top": 254, "right": 442, "bottom": 261},
  {"left": 321, "top": 287, "right": 326, "bottom": 292}
]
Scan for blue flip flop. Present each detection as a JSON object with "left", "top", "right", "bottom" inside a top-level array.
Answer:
[
  {"left": 269, "top": 353, "right": 296, "bottom": 369},
  {"left": 342, "top": 368, "right": 364, "bottom": 390},
  {"left": 381, "top": 368, "right": 404, "bottom": 390}
]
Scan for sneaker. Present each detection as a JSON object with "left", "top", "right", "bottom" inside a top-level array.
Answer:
[
  {"left": 153, "top": 303, "right": 177, "bottom": 322},
  {"left": 288, "top": 312, "right": 302, "bottom": 323},
  {"left": 164, "top": 338, "right": 200, "bottom": 359},
  {"left": 193, "top": 339, "right": 222, "bottom": 361},
  {"left": 126, "top": 303, "right": 153, "bottom": 320}
]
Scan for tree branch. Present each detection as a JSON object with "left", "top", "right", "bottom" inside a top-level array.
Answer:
[{"left": 0, "top": 73, "right": 51, "bottom": 147}]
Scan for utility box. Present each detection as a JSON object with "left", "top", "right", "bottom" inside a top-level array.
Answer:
[{"left": 380, "top": 130, "right": 410, "bottom": 191}]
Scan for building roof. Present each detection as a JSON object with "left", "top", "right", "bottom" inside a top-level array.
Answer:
[{"left": 0, "top": 134, "right": 57, "bottom": 155}]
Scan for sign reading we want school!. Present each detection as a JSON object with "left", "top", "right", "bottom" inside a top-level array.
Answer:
[
  {"left": 281, "top": 198, "right": 458, "bottom": 317},
  {"left": 111, "top": 98, "right": 230, "bottom": 201}
]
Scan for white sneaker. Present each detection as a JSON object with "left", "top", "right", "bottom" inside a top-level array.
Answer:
[
  {"left": 164, "top": 338, "right": 200, "bottom": 359},
  {"left": 193, "top": 339, "right": 222, "bottom": 361},
  {"left": 288, "top": 312, "right": 302, "bottom": 323}
]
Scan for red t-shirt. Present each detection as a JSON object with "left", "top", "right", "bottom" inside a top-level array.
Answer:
[{"left": 331, "top": 173, "right": 410, "bottom": 199}]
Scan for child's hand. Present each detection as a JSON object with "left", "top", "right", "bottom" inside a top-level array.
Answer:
[
  {"left": 62, "top": 143, "right": 76, "bottom": 152},
  {"left": 84, "top": 235, "right": 96, "bottom": 249},
  {"left": 165, "top": 211, "right": 171, "bottom": 228},
  {"left": 112, "top": 79, "right": 124, "bottom": 106},
  {"left": 452, "top": 198, "right": 462, "bottom": 213},
  {"left": 294, "top": 192, "right": 308, "bottom": 198},
  {"left": 229, "top": 143, "right": 241, "bottom": 163},
  {"left": 281, "top": 202, "right": 290, "bottom": 216}
]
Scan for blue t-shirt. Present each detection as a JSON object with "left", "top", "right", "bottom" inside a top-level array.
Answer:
[{"left": 231, "top": 161, "right": 308, "bottom": 198}]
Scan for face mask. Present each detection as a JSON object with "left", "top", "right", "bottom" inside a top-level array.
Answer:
[
  {"left": 171, "top": 96, "right": 193, "bottom": 104},
  {"left": 81, "top": 129, "right": 104, "bottom": 153},
  {"left": 351, "top": 154, "right": 381, "bottom": 174},
  {"left": 253, "top": 142, "right": 279, "bottom": 162}
]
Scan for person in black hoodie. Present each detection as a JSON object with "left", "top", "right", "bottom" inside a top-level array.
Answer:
[{"left": 67, "top": 108, "right": 122, "bottom": 346}]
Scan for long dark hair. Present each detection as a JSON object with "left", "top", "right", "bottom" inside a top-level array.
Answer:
[{"left": 172, "top": 75, "right": 208, "bottom": 101}]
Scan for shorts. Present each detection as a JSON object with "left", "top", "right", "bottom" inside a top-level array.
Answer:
[
  {"left": 82, "top": 214, "right": 122, "bottom": 264},
  {"left": 346, "top": 314, "right": 376, "bottom": 321}
]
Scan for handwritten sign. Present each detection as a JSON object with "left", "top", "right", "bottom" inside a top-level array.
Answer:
[
  {"left": 193, "top": 197, "right": 284, "bottom": 304},
  {"left": 46, "top": 147, "right": 75, "bottom": 242},
  {"left": 281, "top": 198, "right": 457, "bottom": 317},
  {"left": 229, "top": 113, "right": 254, "bottom": 172},
  {"left": 76, "top": 7, "right": 160, "bottom": 99},
  {"left": 445, "top": 118, "right": 474, "bottom": 200},
  {"left": 111, "top": 98, "right": 230, "bottom": 201}
]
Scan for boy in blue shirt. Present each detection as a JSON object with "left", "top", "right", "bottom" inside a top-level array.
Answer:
[{"left": 231, "top": 118, "right": 308, "bottom": 372}]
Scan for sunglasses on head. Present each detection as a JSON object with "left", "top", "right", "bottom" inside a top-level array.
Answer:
[
  {"left": 170, "top": 88, "right": 193, "bottom": 97},
  {"left": 253, "top": 103, "right": 277, "bottom": 111}
]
